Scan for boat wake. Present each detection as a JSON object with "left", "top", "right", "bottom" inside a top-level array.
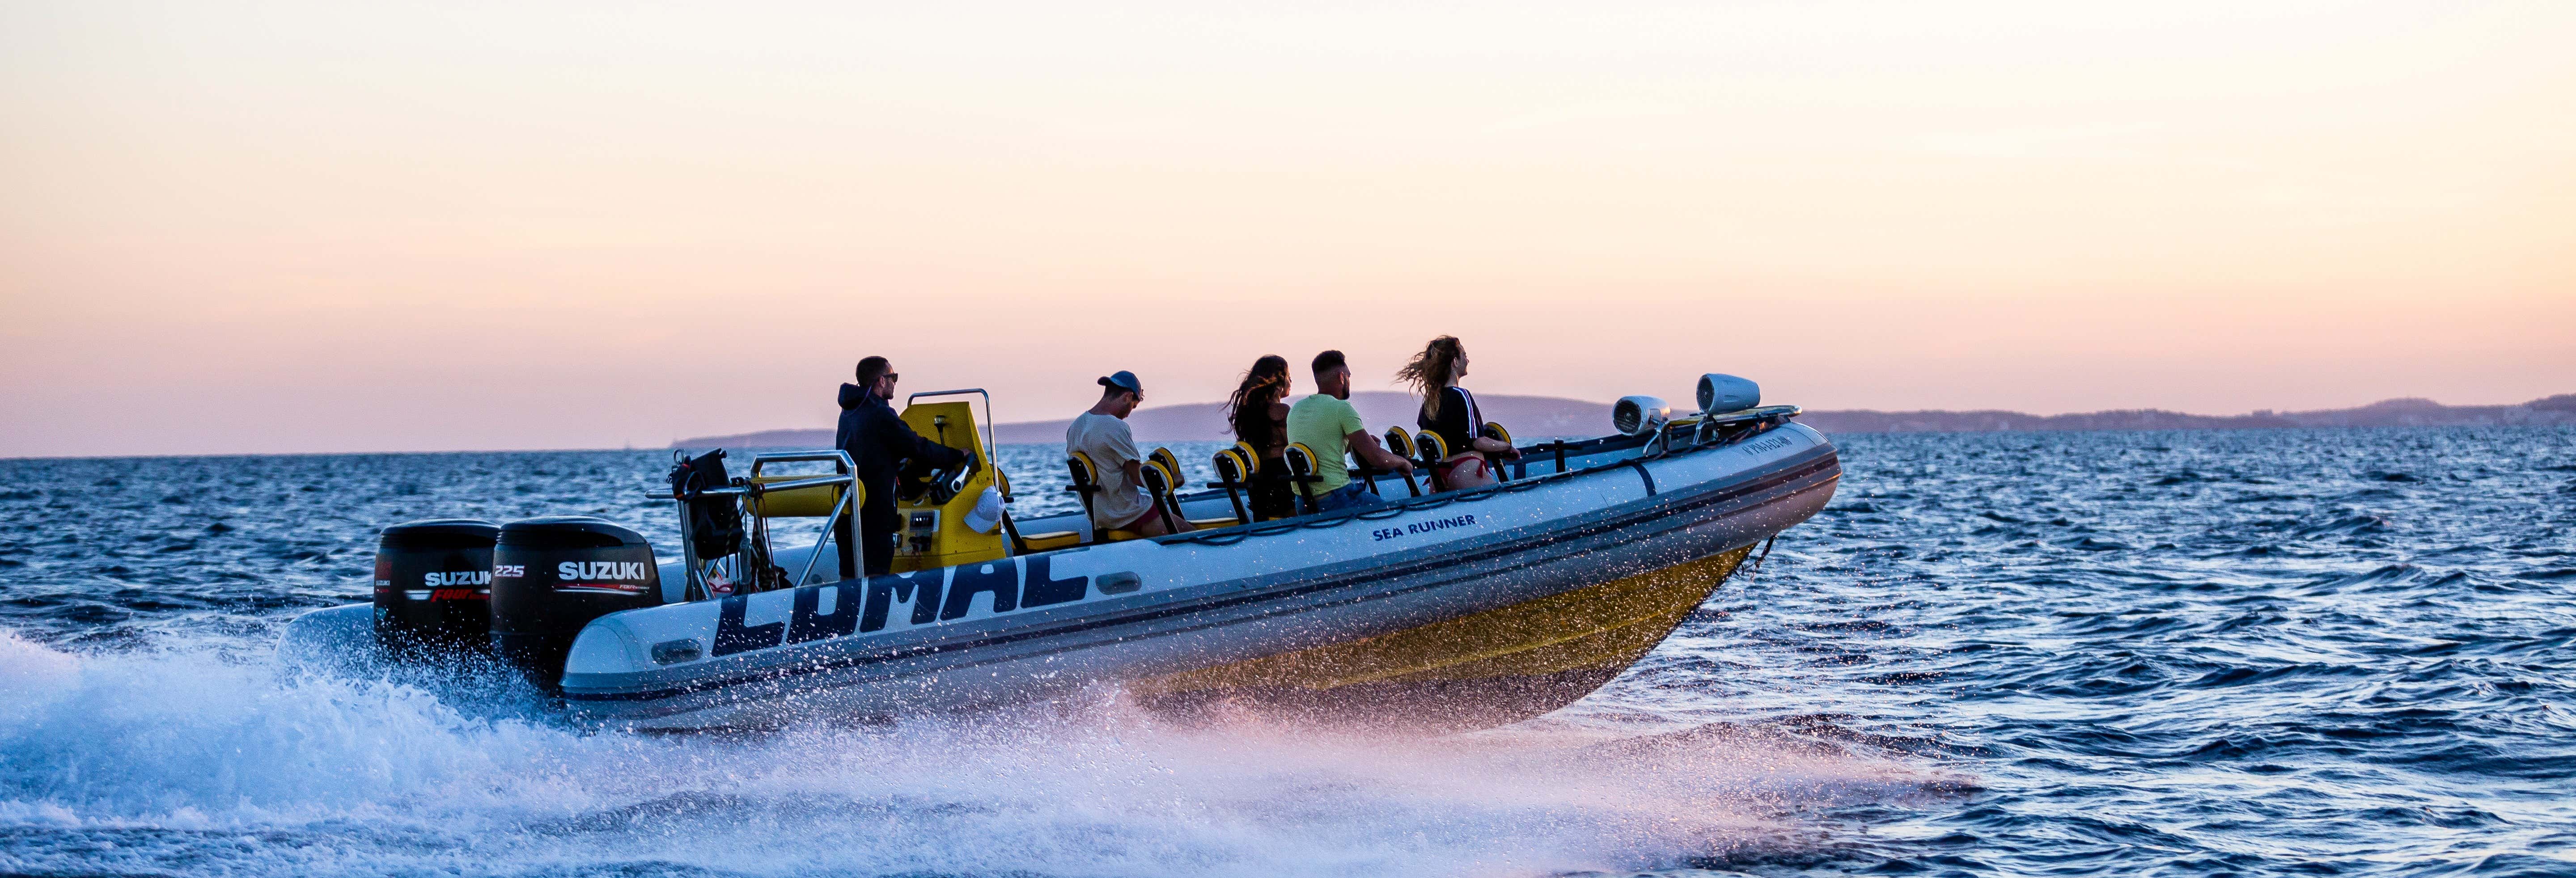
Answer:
[{"left": 0, "top": 629, "right": 1957, "bottom": 878}]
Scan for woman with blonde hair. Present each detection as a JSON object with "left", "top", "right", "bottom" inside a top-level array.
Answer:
[{"left": 1397, "top": 335, "right": 1517, "bottom": 490}]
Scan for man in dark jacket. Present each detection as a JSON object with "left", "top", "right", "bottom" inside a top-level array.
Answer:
[{"left": 834, "top": 356, "right": 968, "bottom": 577}]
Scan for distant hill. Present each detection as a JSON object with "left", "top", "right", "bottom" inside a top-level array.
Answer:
[
  {"left": 1799, "top": 395, "right": 2576, "bottom": 434},
  {"left": 670, "top": 393, "right": 2576, "bottom": 449}
]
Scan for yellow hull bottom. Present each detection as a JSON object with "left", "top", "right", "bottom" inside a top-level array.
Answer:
[{"left": 1130, "top": 545, "right": 1754, "bottom": 732}]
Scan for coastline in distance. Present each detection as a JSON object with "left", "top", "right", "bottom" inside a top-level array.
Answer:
[{"left": 672, "top": 392, "right": 2576, "bottom": 449}]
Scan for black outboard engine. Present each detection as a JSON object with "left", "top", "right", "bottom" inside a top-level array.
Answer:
[
  {"left": 490, "top": 516, "right": 662, "bottom": 689},
  {"left": 373, "top": 519, "right": 501, "bottom": 658}
]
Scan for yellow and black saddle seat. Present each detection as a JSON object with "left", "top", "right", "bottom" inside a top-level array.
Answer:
[
  {"left": 1481, "top": 421, "right": 1517, "bottom": 481},
  {"left": 1063, "top": 451, "right": 1144, "bottom": 543},
  {"left": 1147, "top": 447, "right": 1185, "bottom": 494},
  {"left": 1228, "top": 439, "right": 1304, "bottom": 522},
  {"left": 1139, "top": 447, "right": 1241, "bottom": 532},
  {"left": 1413, "top": 429, "right": 1452, "bottom": 492},
  {"left": 1209, "top": 445, "right": 1257, "bottom": 523},
  {"left": 1384, "top": 426, "right": 1417, "bottom": 462},
  {"left": 1378, "top": 427, "right": 1424, "bottom": 497},
  {"left": 1233, "top": 440, "right": 1280, "bottom": 518},
  {"left": 993, "top": 468, "right": 1082, "bottom": 553},
  {"left": 1280, "top": 442, "right": 1325, "bottom": 515},
  {"left": 1340, "top": 435, "right": 1394, "bottom": 498}
]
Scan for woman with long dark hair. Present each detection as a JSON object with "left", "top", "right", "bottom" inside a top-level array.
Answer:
[
  {"left": 1224, "top": 355, "right": 1296, "bottom": 519},
  {"left": 1397, "top": 335, "right": 1517, "bottom": 490}
]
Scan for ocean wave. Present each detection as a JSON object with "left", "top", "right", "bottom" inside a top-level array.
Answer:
[
  {"left": 5, "top": 428, "right": 2575, "bottom": 876},
  {"left": 0, "top": 631, "right": 1956, "bottom": 877}
]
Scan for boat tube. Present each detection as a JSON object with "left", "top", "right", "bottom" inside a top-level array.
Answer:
[{"left": 285, "top": 382, "right": 1839, "bottom": 732}]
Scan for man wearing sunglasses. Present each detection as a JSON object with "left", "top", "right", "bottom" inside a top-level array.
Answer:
[{"left": 835, "top": 356, "right": 967, "bottom": 577}]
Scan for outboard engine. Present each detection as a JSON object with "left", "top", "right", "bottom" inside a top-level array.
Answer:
[
  {"left": 490, "top": 516, "right": 662, "bottom": 689},
  {"left": 373, "top": 519, "right": 501, "bottom": 658}
]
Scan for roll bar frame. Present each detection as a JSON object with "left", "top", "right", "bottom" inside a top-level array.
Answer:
[
  {"left": 905, "top": 388, "right": 998, "bottom": 463},
  {"left": 648, "top": 449, "right": 860, "bottom": 599}
]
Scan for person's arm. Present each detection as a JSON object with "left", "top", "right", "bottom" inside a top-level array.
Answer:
[
  {"left": 1345, "top": 430, "right": 1415, "bottom": 473},
  {"left": 920, "top": 433, "right": 968, "bottom": 468},
  {"left": 1109, "top": 421, "right": 1143, "bottom": 489},
  {"left": 876, "top": 410, "right": 966, "bottom": 469}
]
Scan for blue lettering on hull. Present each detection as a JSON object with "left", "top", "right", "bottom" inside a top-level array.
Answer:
[
  {"left": 787, "top": 583, "right": 858, "bottom": 643},
  {"left": 711, "top": 593, "right": 784, "bottom": 656},
  {"left": 1372, "top": 513, "right": 1479, "bottom": 542},
  {"left": 940, "top": 562, "right": 1019, "bottom": 621},
  {"left": 863, "top": 571, "right": 942, "bottom": 632},
  {"left": 709, "top": 556, "right": 1100, "bottom": 658}
]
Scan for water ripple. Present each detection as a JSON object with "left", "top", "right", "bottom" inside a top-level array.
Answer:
[{"left": 0, "top": 427, "right": 2572, "bottom": 876}]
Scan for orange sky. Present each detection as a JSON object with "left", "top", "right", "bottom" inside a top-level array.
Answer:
[{"left": 3, "top": 1, "right": 2571, "bottom": 456}]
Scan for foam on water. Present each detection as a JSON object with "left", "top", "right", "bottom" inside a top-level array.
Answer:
[
  {"left": 0, "top": 629, "right": 1937, "bottom": 877},
  {"left": 6, "top": 429, "right": 2574, "bottom": 875}
]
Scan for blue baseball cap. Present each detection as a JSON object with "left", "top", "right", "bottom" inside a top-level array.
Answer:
[{"left": 1097, "top": 371, "right": 1143, "bottom": 394}]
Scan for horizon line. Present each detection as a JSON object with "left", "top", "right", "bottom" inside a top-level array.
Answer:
[{"left": 27, "top": 392, "right": 2560, "bottom": 463}]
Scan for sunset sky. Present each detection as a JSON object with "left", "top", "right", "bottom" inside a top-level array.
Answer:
[{"left": 3, "top": 1, "right": 2570, "bottom": 457}]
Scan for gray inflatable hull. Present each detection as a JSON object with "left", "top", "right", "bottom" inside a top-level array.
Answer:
[
  {"left": 559, "top": 424, "right": 1839, "bottom": 730},
  {"left": 281, "top": 423, "right": 1839, "bottom": 731}
]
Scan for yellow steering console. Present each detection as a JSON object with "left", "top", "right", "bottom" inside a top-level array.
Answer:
[{"left": 890, "top": 399, "right": 1008, "bottom": 572}]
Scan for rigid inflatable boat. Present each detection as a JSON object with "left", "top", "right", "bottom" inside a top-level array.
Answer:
[{"left": 284, "top": 376, "right": 1839, "bottom": 732}]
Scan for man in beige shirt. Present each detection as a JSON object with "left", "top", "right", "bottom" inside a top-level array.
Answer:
[{"left": 1066, "top": 370, "right": 1191, "bottom": 536}]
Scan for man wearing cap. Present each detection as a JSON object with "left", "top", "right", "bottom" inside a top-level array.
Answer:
[{"left": 1067, "top": 371, "right": 1193, "bottom": 537}]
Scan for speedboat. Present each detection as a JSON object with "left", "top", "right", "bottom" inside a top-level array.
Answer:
[{"left": 284, "top": 375, "right": 1839, "bottom": 732}]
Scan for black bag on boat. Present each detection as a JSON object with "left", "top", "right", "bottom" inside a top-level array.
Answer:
[{"left": 669, "top": 449, "right": 744, "bottom": 560}]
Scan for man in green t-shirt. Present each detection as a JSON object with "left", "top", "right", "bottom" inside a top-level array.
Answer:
[{"left": 1285, "top": 350, "right": 1417, "bottom": 513}]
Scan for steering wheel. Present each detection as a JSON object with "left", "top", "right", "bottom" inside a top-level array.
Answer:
[{"left": 919, "top": 454, "right": 982, "bottom": 505}]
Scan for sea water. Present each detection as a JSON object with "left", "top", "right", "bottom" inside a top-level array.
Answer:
[{"left": 0, "top": 428, "right": 2570, "bottom": 877}]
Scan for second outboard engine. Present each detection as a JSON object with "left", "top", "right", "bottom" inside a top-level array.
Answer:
[
  {"left": 490, "top": 516, "right": 661, "bottom": 689},
  {"left": 373, "top": 519, "right": 501, "bottom": 658}
]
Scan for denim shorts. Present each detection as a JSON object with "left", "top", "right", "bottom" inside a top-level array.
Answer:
[{"left": 1313, "top": 481, "right": 1388, "bottom": 513}]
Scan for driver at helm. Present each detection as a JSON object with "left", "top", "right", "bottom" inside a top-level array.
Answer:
[{"left": 836, "top": 356, "right": 968, "bottom": 577}]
